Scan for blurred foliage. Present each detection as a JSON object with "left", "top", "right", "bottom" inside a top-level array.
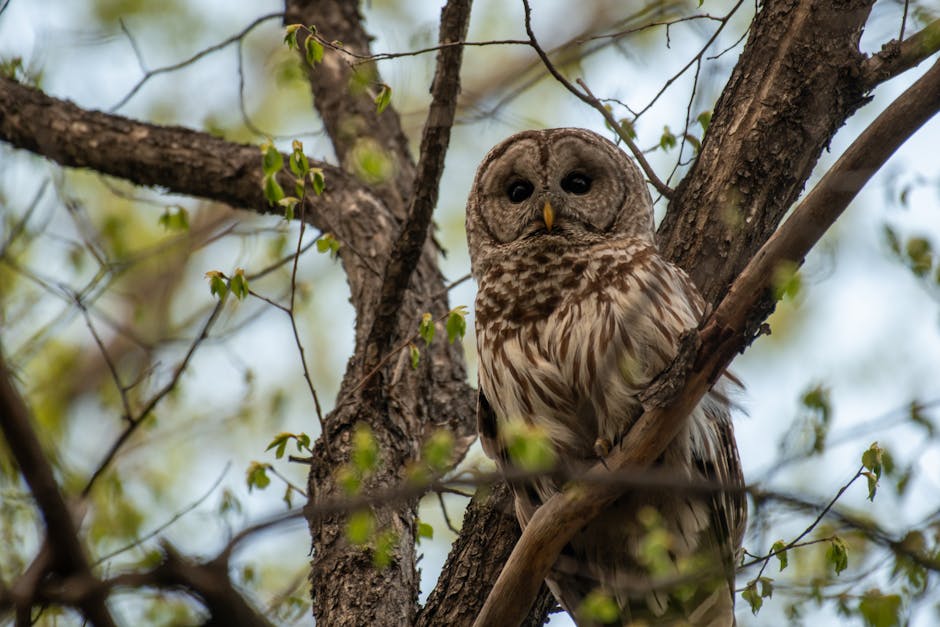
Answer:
[{"left": 0, "top": 1, "right": 939, "bottom": 626}]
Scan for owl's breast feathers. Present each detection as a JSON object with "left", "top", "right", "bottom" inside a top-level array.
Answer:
[
  {"left": 474, "top": 236, "right": 745, "bottom": 625},
  {"left": 475, "top": 238, "right": 705, "bottom": 459}
]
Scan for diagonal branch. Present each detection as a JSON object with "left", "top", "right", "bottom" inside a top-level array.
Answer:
[
  {"left": 363, "top": 0, "right": 472, "bottom": 367},
  {"left": 472, "top": 56, "right": 940, "bottom": 627},
  {"left": 0, "top": 353, "right": 117, "bottom": 627},
  {"left": 862, "top": 18, "right": 940, "bottom": 89}
]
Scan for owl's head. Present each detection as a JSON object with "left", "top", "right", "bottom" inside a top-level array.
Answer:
[{"left": 465, "top": 128, "right": 655, "bottom": 273}]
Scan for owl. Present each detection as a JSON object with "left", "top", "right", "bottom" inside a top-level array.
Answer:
[{"left": 465, "top": 128, "right": 746, "bottom": 626}]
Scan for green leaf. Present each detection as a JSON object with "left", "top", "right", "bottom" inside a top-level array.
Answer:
[
  {"left": 305, "top": 36, "right": 324, "bottom": 66},
  {"left": 337, "top": 465, "right": 361, "bottom": 495},
  {"left": 245, "top": 462, "right": 271, "bottom": 492},
  {"left": 858, "top": 589, "right": 901, "bottom": 627},
  {"left": 263, "top": 173, "right": 285, "bottom": 205},
  {"left": 422, "top": 428, "right": 455, "bottom": 471},
  {"left": 283, "top": 24, "right": 302, "bottom": 50},
  {"left": 278, "top": 196, "right": 300, "bottom": 221},
  {"left": 309, "top": 168, "right": 325, "bottom": 195},
  {"left": 419, "top": 312, "right": 435, "bottom": 345},
  {"left": 351, "top": 423, "right": 379, "bottom": 473},
  {"left": 409, "top": 344, "right": 420, "bottom": 369},
  {"left": 905, "top": 236, "right": 932, "bottom": 277},
  {"left": 771, "top": 540, "right": 788, "bottom": 571},
  {"left": 861, "top": 441, "right": 884, "bottom": 500},
  {"left": 801, "top": 384, "right": 832, "bottom": 454},
  {"left": 261, "top": 141, "right": 283, "bottom": 176},
  {"left": 283, "top": 484, "right": 294, "bottom": 509},
  {"left": 230, "top": 268, "right": 249, "bottom": 300},
  {"left": 158, "top": 206, "right": 189, "bottom": 231},
  {"left": 346, "top": 510, "right": 374, "bottom": 545},
  {"left": 742, "top": 577, "right": 774, "bottom": 615},
  {"left": 772, "top": 260, "right": 802, "bottom": 301},
  {"left": 445, "top": 306, "right": 467, "bottom": 343},
  {"left": 659, "top": 125, "right": 677, "bottom": 150},
  {"left": 827, "top": 536, "right": 848, "bottom": 575},
  {"left": 205, "top": 270, "right": 229, "bottom": 299},
  {"left": 883, "top": 224, "right": 901, "bottom": 255},
  {"left": 697, "top": 110, "right": 712, "bottom": 131},
  {"left": 416, "top": 519, "right": 434, "bottom": 542},
  {"left": 266, "top": 432, "right": 292, "bottom": 459},
  {"left": 683, "top": 133, "right": 702, "bottom": 154},
  {"left": 289, "top": 140, "right": 310, "bottom": 177},
  {"left": 618, "top": 118, "right": 637, "bottom": 140},
  {"left": 316, "top": 232, "right": 340, "bottom": 257},
  {"left": 504, "top": 422, "right": 556, "bottom": 472},
  {"left": 373, "top": 529, "right": 397, "bottom": 569},
  {"left": 579, "top": 590, "right": 620, "bottom": 623},
  {"left": 374, "top": 83, "right": 392, "bottom": 114}
]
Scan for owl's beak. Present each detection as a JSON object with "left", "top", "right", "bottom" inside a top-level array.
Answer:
[{"left": 542, "top": 200, "right": 555, "bottom": 232}]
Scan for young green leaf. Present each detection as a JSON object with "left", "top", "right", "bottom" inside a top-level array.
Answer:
[
  {"left": 245, "top": 462, "right": 271, "bottom": 492},
  {"left": 659, "top": 125, "right": 677, "bottom": 150},
  {"left": 504, "top": 422, "right": 556, "bottom": 472},
  {"left": 858, "top": 589, "right": 901, "bottom": 627},
  {"left": 373, "top": 529, "right": 397, "bottom": 569},
  {"left": 697, "top": 110, "right": 712, "bottom": 131},
  {"left": 305, "top": 36, "right": 324, "bottom": 66},
  {"left": 422, "top": 428, "right": 455, "bottom": 472},
  {"left": 261, "top": 141, "right": 283, "bottom": 176},
  {"left": 827, "top": 536, "right": 848, "bottom": 575},
  {"left": 205, "top": 270, "right": 229, "bottom": 299},
  {"left": 579, "top": 590, "right": 620, "bottom": 623},
  {"left": 416, "top": 519, "right": 434, "bottom": 542},
  {"left": 862, "top": 441, "right": 884, "bottom": 500},
  {"left": 278, "top": 196, "right": 300, "bottom": 221},
  {"left": 409, "top": 344, "right": 420, "bottom": 369},
  {"left": 266, "top": 432, "right": 292, "bottom": 459},
  {"left": 230, "top": 268, "right": 249, "bottom": 300},
  {"left": 158, "top": 206, "right": 189, "bottom": 231},
  {"left": 374, "top": 83, "right": 392, "bottom": 114},
  {"left": 316, "top": 232, "right": 340, "bottom": 257},
  {"left": 309, "top": 168, "right": 325, "bottom": 195},
  {"left": 289, "top": 140, "right": 310, "bottom": 177},
  {"left": 346, "top": 509, "right": 374, "bottom": 545},
  {"left": 419, "top": 312, "right": 435, "bottom": 345},
  {"left": 771, "top": 540, "right": 788, "bottom": 571},
  {"left": 263, "top": 173, "right": 285, "bottom": 205},
  {"left": 283, "top": 24, "right": 302, "bottom": 50},
  {"left": 446, "top": 306, "right": 468, "bottom": 343},
  {"left": 351, "top": 423, "right": 379, "bottom": 473}
]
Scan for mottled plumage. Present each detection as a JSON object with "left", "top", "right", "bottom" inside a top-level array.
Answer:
[{"left": 465, "top": 128, "right": 745, "bottom": 626}]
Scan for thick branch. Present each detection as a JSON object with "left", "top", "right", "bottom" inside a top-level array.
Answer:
[
  {"left": 364, "top": 0, "right": 472, "bottom": 366},
  {"left": 658, "top": 0, "right": 874, "bottom": 306},
  {"left": 0, "top": 77, "right": 364, "bottom": 225},
  {"left": 0, "top": 354, "right": 117, "bottom": 627},
  {"left": 473, "top": 55, "right": 940, "bottom": 627}
]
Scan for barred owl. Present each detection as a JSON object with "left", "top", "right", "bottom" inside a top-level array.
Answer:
[{"left": 465, "top": 128, "right": 745, "bottom": 626}]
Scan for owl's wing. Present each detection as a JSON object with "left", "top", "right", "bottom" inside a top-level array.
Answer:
[
  {"left": 476, "top": 386, "right": 500, "bottom": 461},
  {"left": 693, "top": 383, "right": 747, "bottom": 593}
]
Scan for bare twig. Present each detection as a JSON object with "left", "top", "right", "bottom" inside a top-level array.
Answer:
[
  {"left": 862, "top": 18, "right": 940, "bottom": 89},
  {"left": 520, "top": 0, "right": 673, "bottom": 198}
]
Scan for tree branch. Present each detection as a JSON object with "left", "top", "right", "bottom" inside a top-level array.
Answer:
[
  {"left": 862, "top": 18, "right": 940, "bottom": 89},
  {"left": 0, "top": 77, "right": 370, "bottom": 228},
  {"left": 363, "top": 0, "right": 472, "bottom": 367},
  {"left": 472, "top": 54, "right": 940, "bottom": 627},
  {"left": 0, "top": 353, "right": 117, "bottom": 627}
]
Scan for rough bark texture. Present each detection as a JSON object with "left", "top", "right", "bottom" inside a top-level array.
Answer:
[{"left": 659, "top": 0, "right": 874, "bottom": 308}]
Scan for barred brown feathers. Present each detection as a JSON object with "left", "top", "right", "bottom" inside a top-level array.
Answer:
[{"left": 465, "top": 128, "right": 745, "bottom": 626}]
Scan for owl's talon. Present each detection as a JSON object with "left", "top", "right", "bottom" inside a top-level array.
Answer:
[{"left": 594, "top": 437, "right": 612, "bottom": 460}]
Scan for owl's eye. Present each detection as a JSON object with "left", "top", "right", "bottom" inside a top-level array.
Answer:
[
  {"left": 506, "top": 179, "right": 534, "bottom": 203},
  {"left": 561, "top": 171, "right": 592, "bottom": 195}
]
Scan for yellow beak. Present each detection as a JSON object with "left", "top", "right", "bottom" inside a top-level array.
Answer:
[{"left": 542, "top": 200, "right": 554, "bottom": 232}]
